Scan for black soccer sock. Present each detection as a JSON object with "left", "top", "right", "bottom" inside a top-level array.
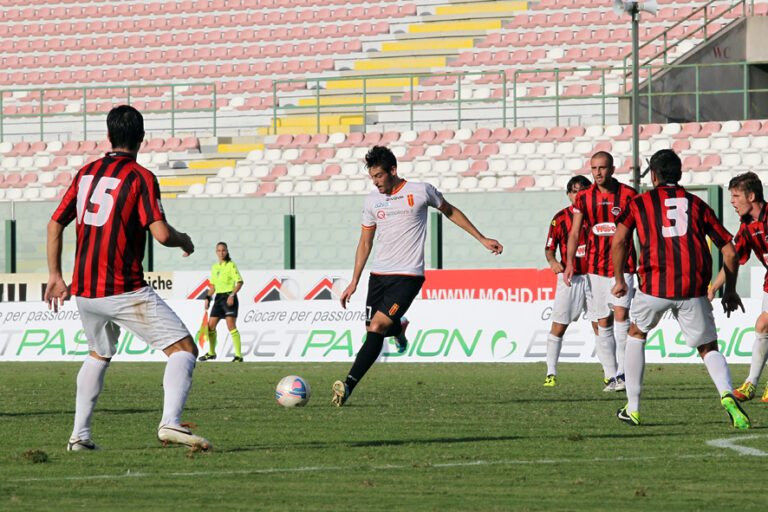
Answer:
[
  {"left": 345, "top": 331, "right": 385, "bottom": 392},
  {"left": 385, "top": 320, "right": 402, "bottom": 338}
]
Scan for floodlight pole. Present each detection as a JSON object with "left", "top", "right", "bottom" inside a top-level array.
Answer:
[{"left": 631, "top": 4, "right": 641, "bottom": 190}]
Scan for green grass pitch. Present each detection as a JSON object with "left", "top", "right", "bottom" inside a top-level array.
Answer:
[{"left": 2, "top": 361, "right": 768, "bottom": 511}]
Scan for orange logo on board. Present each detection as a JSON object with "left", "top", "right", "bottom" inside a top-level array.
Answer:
[
  {"left": 407, "top": 194, "right": 414, "bottom": 207},
  {"left": 389, "top": 304, "right": 399, "bottom": 316}
]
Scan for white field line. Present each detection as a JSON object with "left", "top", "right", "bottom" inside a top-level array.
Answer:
[
  {"left": 6, "top": 452, "right": 738, "bottom": 483},
  {"left": 706, "top": 434, "right": 768, "bottom": 456}
]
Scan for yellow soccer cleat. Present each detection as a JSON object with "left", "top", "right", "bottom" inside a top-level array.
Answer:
[
  {"left": 761, "top": 384, "right": 768, "bottom": 402},
  {"left": 733, "top": 381, "right": 756, "bottom": 402},
  {"left": 543, "top": 374, "right": 557, "bottom": 387}
]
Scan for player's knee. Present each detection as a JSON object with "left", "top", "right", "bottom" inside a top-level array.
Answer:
[
  {"left": 164, "top": 335, "right": 198, "bottom": 358},
  {"left": 628, "top": 324, "right": 645, "bottom": 339},
  {"left": 755, "top": 313, "right": 768, "bottom": 333},
  {"left": 697, "top": 340, "right": 719, "bottom": 357},
  {"left": 550, "top": 322, "right": 568, "bottom": 337},
  {"left": 367, "top": 319, "right": 390, "bottom": 335}
]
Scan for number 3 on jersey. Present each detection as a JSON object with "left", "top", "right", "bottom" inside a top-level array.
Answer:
[
  {"left": 76, "top": 175, "right": 122, "bottom": 227},
  {"left": 662, "top": 197, "right": 689, "bottom": 238}
]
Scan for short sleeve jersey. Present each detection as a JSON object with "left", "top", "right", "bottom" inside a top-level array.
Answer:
[
  {"left": 733, "top": 203, "right": 768, "bottom": 292},
  {"left": 545, "top": 206, "right": 588, "bottom": 275},
  {"left": 362, "top": 180, "right": 445, "bottom": 276},
  {"left": 51, "top": 152, "right": 165, "bottom": 298},
  {"left": 573, "top": 181, "right": 638, "bottom": 276},
  {"left": 210, "top": 261, "right": 243, "bottom": 294},
  {"left": 617, "top": 185, "right": 732, "bottom": 298}
]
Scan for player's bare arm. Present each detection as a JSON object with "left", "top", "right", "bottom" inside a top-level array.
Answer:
[
  {"left": 563, "top": 210, "right": 584, "bottom": 286},
  {"left": 340, "top": 226, "right": 375, "bottom": 309},
  {"left": 720, "top": 242, "right": 745, "bottom": 317},
  {"left": 440, "top": 201, "right": 503, "bottom": 254},
  {"left": 708, "top": 267, "right": 726, "bottom": 301},
  {"left": 545, "top": 249, "right": 563, "bottom": 274},
  {"left": 45, "top": 219, "right": 68, "bottom": 312},
  {"left": 149, "top": 220, "right": 194, "bottom": 256},
  {"left": 610, "top": 223, "right": 631, "bottom": 298}
]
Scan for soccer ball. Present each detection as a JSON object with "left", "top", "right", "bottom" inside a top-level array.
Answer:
[{"left": 275, "top": 375, "right": 311, "bottom": 407}]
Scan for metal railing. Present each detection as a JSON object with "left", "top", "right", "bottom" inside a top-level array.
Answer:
[
  {"left": 270, "top": 70, "right": 507, "bottom": 134},
  {"left": 621, "top": 0, "right": 753, "bottom": 91},
  {"left": 0, "top": 82, "right": 218, "bottom": 141}
]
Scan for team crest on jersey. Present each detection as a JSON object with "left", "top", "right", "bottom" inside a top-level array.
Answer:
[
  {"left": 764, "top": 234, "right": 768, "bottom": 244},
  {"left": 611, "top": 206, "right": 622, "bottom": 216},
  {"left": 407, "top": 194, "right": 414, "bottom": 207},
  {"left": 389, "top": 304, "right": 399, "bottom": 316},
  {"left": 552, "top": 220, "right": 557, "bottom": 226}
]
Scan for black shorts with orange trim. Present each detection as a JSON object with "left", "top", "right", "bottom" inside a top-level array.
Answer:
[{"left": 365, "top": 273, "right": 425, "bottom": 325}]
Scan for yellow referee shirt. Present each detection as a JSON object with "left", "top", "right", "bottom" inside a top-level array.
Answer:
[{"left": 210, "top": 261, "right": 243, "bottom": 294}]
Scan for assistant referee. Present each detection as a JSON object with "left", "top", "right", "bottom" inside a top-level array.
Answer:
[{"left": 199, "top": 242, "right": 244, "bottom": 362}]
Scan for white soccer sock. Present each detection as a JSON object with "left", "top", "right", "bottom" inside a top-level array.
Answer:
[
  {"left": 596, "top": 325, "right": 618, "bottom": 380},
  {"left": 546, "top": 333, "right": 563, "bottom": 376},
  {"left": 747, "top": 332, "right": 768, "bottom": 386},
  {"left": 703, "top": 350, "right": 733, "bottom": 397},
  {"left": 72, "top": 356, "right": 110, "bottom": 440},
  {"left": 160, "top": 351, "right": 196, "bottom": 427},
  {"left": 625, "top": 336, "right": 646, "bottom": 414},
  {"left": 614, "top": 320, "right": 630, "bottom": 376}
]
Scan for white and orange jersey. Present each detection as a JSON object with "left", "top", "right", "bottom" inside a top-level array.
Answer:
[{"left": 362, "top": 180, "right": 445, "bottom": 276}]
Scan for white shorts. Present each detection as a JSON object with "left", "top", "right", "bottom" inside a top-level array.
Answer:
[
  {"left": 552, "top": 273, "right": 592, "bottom": 325},
  {"left": 631, "top": 291, "right": 717, "bottom": 347},
  {"left": 75, "top": 286, "right": 190, "bottom": 358},
  {"left": 588, "top": 273, "right": 634, "bottom": 320},
  {"left": 762, "top": 292, "right": 768, "bottom": 313}
]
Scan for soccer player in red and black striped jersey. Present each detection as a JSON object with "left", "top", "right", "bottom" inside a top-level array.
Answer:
[
  {"left": 543, "top": 175, "right": 598, "bottom": 386},
  {"left": 710, "top": 172, "right": 768, "bottom": 403},
  {"left": 563, "top": 151, "right": 637, "bottom": 391},
  {"left": 610, "top": 149, "right": 749, "bottom": 429},
  {"left": 45, "top": 105, "right": 212, "bottom": 450}
]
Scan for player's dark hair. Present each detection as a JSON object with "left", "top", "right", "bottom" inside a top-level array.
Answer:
[
  {"left": 217, "top": 241, "right": 231, "bottom": 262},
  {"left": 107, "top": 105, "right": 144, "bottom": 152},
  {"left": 649, "top": 149, "right": 682, "bottom": 184},
  {"left": 591, "top": 150, "right": 614, "bottom": 168},
  {"left": 364, "top": 145, "right": 397, "bottom": 174},
  {"left": 729, "top": 172, "right": 765, "bottom": 203},
  {"left": 566, "top": 175, "right": 591, "bottom": 194}
]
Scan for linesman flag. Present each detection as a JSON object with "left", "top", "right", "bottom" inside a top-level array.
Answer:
[{"left": 195, "top": 311, "right": 209, "bottom": 349}]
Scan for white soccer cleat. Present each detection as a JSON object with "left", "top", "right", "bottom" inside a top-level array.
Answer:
[
  {"left": 67, "top": 437, "right": 101, "bottom": 451},
  {"left": 157, "top": 423, "right": 212, "bottom": 451},
  {"left": 603, "top": 377, "right": 617, "bottom": 392}
]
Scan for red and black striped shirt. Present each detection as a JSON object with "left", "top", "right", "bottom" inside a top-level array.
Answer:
[
  {"left": 546, "top": 206, "right": 588, "bottom": 275},
  {"left": 733, "top": 203, "right": 768, "bottom": 292},
  {"left": 617, "top": 185, "right": 732, "bottom": 298},
  {"left": 573, "top": 181, "right": 637, "bottom": 276},
  {"left": 51, "top": 152, "right": 166, "bottom": 298}
]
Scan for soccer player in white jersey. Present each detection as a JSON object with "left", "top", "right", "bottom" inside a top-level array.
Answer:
[{"left": 332, "top": 145, "right": 503, "bottom": 406}]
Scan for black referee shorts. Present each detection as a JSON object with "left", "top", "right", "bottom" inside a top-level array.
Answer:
[
  {"left": 210, "top": 293, "right": 239, "bottom": 318},
  {"left": 365, "top": 273, "right": 425, "bottom": 325}
]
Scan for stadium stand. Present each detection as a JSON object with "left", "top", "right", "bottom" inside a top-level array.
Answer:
[{"left": 0, "top": 0, "right": 766, "bottom": 200}]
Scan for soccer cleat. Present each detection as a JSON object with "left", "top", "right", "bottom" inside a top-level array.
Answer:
[
  {"left": 762, "top": 384, "right": 768, "bottom": 403},
  {"left": 394, "top": 317, "right": 409, "bottom": 354},
  {"left": 733, "top": 381, "right": 756, "bottom": 402},
  {"left": 721, "top": 392, "right": 751, "bottom": 430},
  {"left": 157, "top": 423, "right": 212, "bottom": 450},
  {"left": 67, "top": 437, "right": 101, "bottom": 451},
  {"left": 617, "top": 405, "right": 640, "bottom": 426},
  {"left": 331, "top": 380, "right": 350, "bottom": 407},
  {"left": 603, "top": 377, "right": 617, "bottom": 392},
  {"left": 232, "top": 356, "right": 244, "bottom": 362},
  {"left": 615, "top": 374, "right": 626, "bottom": 392},
  {"left": 543, "top": 374, "right": 557, "bottom": 387},
  {"left": 198, "top": 353, "right": 216, "bottom": 362}
]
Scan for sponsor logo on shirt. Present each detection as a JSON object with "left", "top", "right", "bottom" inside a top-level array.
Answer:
[
  {"left": 375, "top": 201, "right": 390, "bottom": 208},
  {"left": 377, "top": 210, "right": 386, "bottom": 219},
  {"left": 576, "top": 244, "right": 586, "bottom": 257},
  {"left": 592, "top": 222, "right": 616, "bottom": 236}
]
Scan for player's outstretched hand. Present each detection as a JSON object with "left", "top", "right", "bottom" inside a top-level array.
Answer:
[
  {"left": 562, "top": 264, "right": 574, "bottom": 287},
  {"left": 340, "top": 283, "right": 356, "bottom": 309},
  {"left": 611, "top": 280, "right": 628, "bottom": 298},
  {"left": 179, "top": 232, "right": 194, "bottom": 257},
  {"left": 44, "top": 276, "right": 69, "bottom": 312},
  {"left": 482, "top": 238, "right": 503, "bottom": 255},
  {"left": 721, "top": 291, "right": 745, "bottom": 318}
]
